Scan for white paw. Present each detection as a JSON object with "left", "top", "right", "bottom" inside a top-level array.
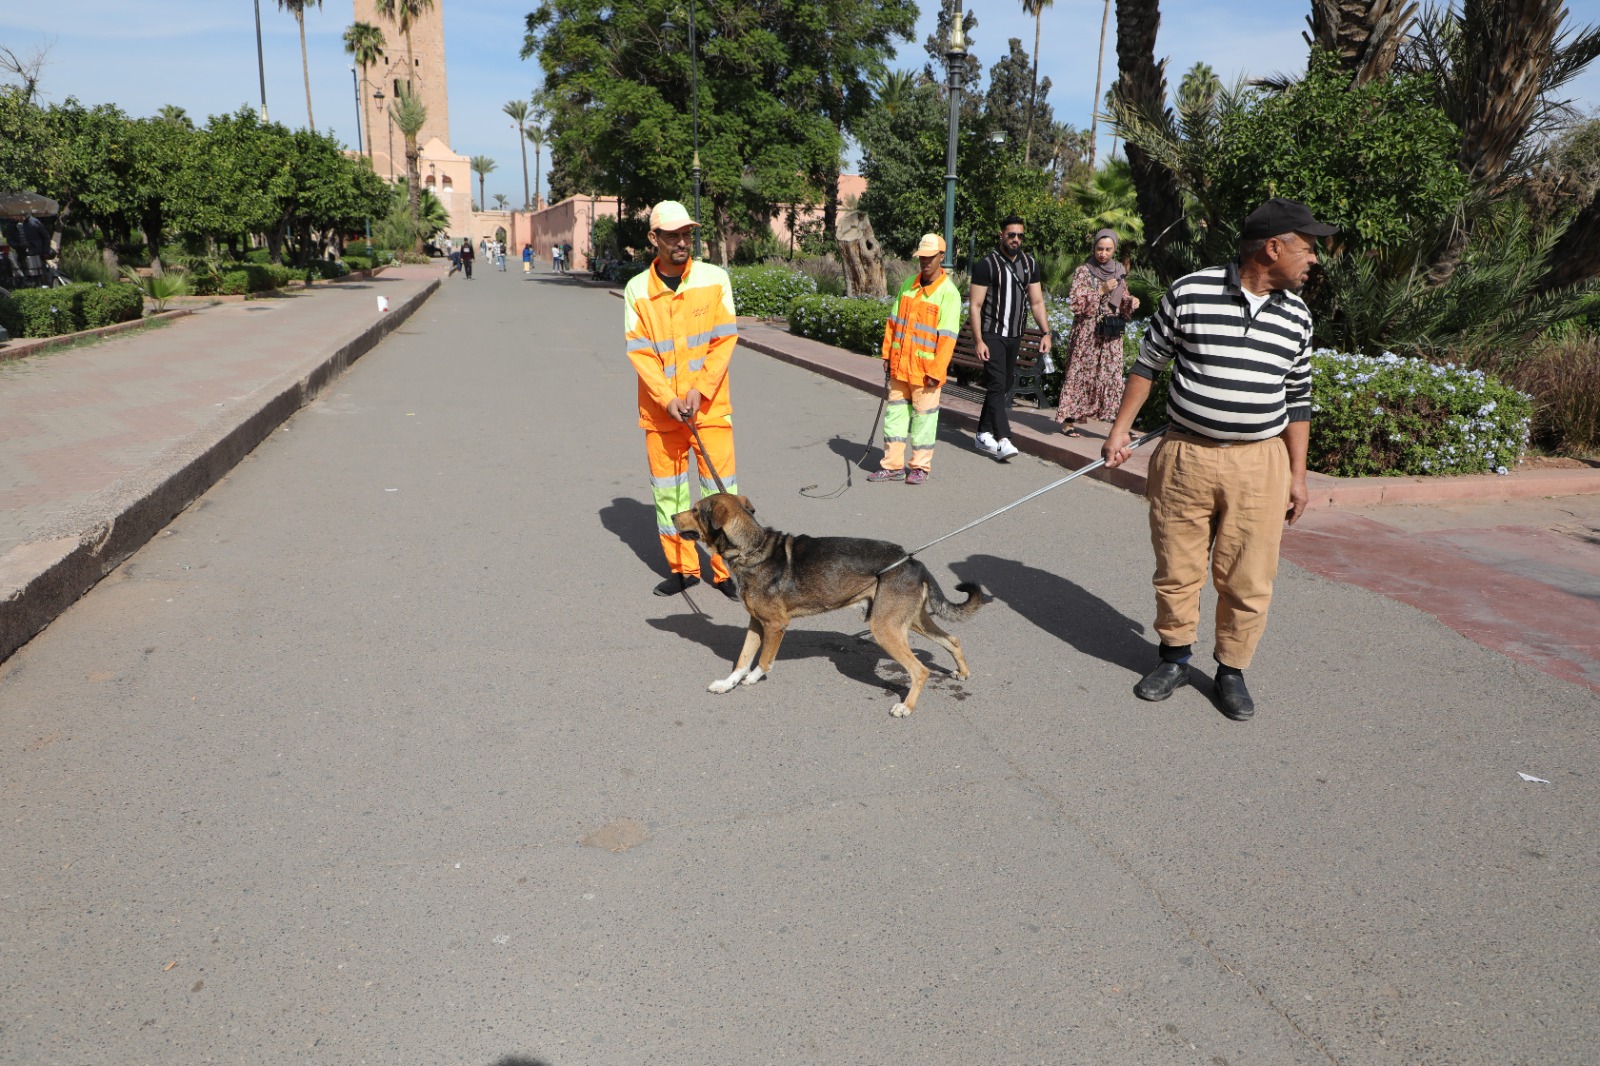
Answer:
[
  {"left": 739, "top": 667, "right": 766, "bottom": 687},
  {"left": 953, "top": 670, "right": 970, "bottom": 681},
  {"left": 889, "top": 702, "right": 912, "bottom": 718},
  {"left": 709, "top": 676, "right": 740, "bottom": 694}
]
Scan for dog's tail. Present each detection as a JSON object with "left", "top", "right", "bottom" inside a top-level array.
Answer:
[{"left": 925, "top": 575, "right": 986, "bottom": 622}]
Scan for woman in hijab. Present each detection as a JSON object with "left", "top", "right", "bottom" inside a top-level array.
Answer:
[{"left": 1053, "top": 228, "right": 1140, "bottom": 436}]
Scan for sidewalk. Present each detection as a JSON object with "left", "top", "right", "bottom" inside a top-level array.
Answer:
[
  {"left": 0, "top": 265, "right": 442, "bottom": 662},
  {"left": 737, "top": 319, "right": 1600, "bottom": 694}
]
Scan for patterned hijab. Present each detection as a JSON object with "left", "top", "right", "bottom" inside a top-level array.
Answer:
[{"left": 1085, "top": 228, "right": 1127, "bottom": 307}]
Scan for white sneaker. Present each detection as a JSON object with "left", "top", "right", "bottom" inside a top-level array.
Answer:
[
  {"left": 995, "top": 437, "right": 1019, "bottom": 460},
  {"left": 975, "top": 431, "right": 1000, "bottom": 456}
]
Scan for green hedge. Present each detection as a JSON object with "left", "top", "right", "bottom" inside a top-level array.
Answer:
[
  {"left": 727, "top": 265, "right": 817, "bottom": 318},
  {"left": 306, "top": 259, "right": 350, "bottom": 280},
  {"left": 787, "top": 294, "right": 893, "bottom": 356},
  {"left": 342, "top": 255, "right": 373, "bottom": 273},
  {"left": 213, "top": 263, "right": 306, "bottom": 295},
  {"left": 4, "top": 282, "right": 144, "bottom": 338}
]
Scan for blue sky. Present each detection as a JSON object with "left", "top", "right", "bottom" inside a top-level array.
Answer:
[{"left": 6, "top": 1, "right": 1600, "bottom": 207}]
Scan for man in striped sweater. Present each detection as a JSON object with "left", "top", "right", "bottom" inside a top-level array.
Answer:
[{"left": 1103, "top": 198, "right": 1338, "bottom": 721}]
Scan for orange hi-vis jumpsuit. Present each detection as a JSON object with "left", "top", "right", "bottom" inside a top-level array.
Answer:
[
  {"left": 879, "top": 269, "right": 961, "bottom": 472},
  {"left": 624, "top": 258, "right": 740, "bottom": 582}
]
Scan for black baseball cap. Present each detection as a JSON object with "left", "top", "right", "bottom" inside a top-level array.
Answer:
[{"left": 1241, "top": 197, "right": 1339, "bottom": 240}]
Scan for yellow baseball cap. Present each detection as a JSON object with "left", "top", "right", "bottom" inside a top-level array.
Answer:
[
  {"left": 649, "top": 200, "right": 700, "bottom": 230},
  {"left": 913, "top": 233, "right": 947, "bottom": 257}
]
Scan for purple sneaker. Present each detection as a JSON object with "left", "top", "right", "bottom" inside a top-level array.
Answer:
[
  {"left": 867, "top": 468, "right": 905, "bottom": 483},
  {"left": 905, "top": 468, "right": 928, "bottom": 485}
]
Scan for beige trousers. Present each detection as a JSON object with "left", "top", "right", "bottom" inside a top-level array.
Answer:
[{"left": 1147, "top": 432, "right": 1290, "bottom": 669}]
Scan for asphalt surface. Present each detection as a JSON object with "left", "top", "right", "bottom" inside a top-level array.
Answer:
[{"left": 2, "top": 265, "right": 1596, "bottom": 1065}]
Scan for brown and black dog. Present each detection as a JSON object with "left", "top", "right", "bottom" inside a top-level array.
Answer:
[{"left": 672, "top": 493, "right": 985, "bottom": 717}]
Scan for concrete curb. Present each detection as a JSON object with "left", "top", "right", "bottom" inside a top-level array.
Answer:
[
  {"left": 735, "top": 321, "right": 1600, "bottom": 507},
  {"left": 0, "top": 276, "right": 442, "bottom": 664},
  {"left": 0, "top": 308, "right": 197, "bottom": 364}
]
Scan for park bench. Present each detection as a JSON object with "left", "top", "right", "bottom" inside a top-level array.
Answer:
[{"left": 946, "top": 325, "right": 1047, "bottom": 408}]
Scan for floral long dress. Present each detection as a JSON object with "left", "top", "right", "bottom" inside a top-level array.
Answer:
[{"left": 1053, "top": 264, "right": 1127, "bottom": 424}]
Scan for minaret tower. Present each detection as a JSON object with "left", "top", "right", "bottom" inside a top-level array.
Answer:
[{"left": 354, "top": 0, "right": 452, "bottom": 182}]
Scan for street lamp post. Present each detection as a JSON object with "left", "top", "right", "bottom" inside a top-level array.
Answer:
[
  {"left": 665, "top": 3, "right": 704, "bottom": 259},
  {"left": 253, "top": 0, "right": 269, "bottom": 122},
  {"left": 942, "top": 3, "right": 968, "bottom": 271},
  {"left": 374, "top": 88, "right": 392, "bottom": 181},
  {"left": 350, "top": 67, "right": 365, "bottom": 161}
]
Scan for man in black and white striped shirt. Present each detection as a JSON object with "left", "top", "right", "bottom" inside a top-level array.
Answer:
[
  {"left": 1103, "top": 198, "right": 1337, "bottom": 721},
  {"left": 968, "top": 215, "right": 1053, "bottom": 461}
]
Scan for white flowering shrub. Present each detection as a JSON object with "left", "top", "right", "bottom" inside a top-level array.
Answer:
[
  {"left": 788, "top": 293, "right": 896, "bottom": 356},
  {"left": 727, "top": 265, "right": 818, "bottom": 319}
]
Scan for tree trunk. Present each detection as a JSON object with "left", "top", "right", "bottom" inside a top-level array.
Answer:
[
  {"left": 519, "top": 129, "right": 530, "bottom": 209},
  {"left": 1089, "top": 0, "right": 1111, "bottom": 169},
  {"left": 1115, "top": 0, "right": 1185, "bottom": 280},
  {"left": 1305, "top": 0, "right": 1417, "bottom": 87},
  {"left": 298, "top": 15, "right": 315, "bottom": 130},
  {"left": 361, "top": 69, "right": 374, "bottom": 159},
  {"left": 836, "top": 210, "right": 887, "bottom": 298},
  {"left": 823, "top": 166, "right": 839, "bottom": 244},
  {"left": 1025, "top": 9, "right": 1042, "bottom": 165},
  {"left": 535, "top": 146, "right": 542, "bottom": 210},
  {"left": 143, "top": 211, "right": 165, "bottom": 275},
  {"left": 406, "top": 135, "right": 423, "bottom": 254}
]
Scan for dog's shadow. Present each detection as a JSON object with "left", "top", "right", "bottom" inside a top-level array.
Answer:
[
  {"left": 953, "top": 553, "right": 1152, "bottom": 675},
  {"left": 648, "top": 611, "right": 950, "bottom": 696}
]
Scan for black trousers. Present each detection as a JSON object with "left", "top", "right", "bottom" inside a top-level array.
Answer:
[
  {"left": 463, "top": 258, "right": 473, "bottom": 278},
  {"left": 978, "top": 331, "right": 1022, "bottom": 440}
]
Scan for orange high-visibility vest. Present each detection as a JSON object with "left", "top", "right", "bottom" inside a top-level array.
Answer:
[
  {"left": 624, "top": 259, "right": 738, "bottom": 431},
  {"left": 881, "top": 270, "right": 961, "bottom": 385}
]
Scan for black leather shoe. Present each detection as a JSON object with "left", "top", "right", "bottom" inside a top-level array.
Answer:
[
  {"left": 1134, "top": 661, "right": 1189, "bottom": 701},
  {"left": 1215, "top": 672, "right": 1255, "bottom": 720},
  {"left": 653, "top": 574, "right": 701, "bottom": 597},
  {"left": 712, "top": 578, "right": 739, "bottom": 600}
]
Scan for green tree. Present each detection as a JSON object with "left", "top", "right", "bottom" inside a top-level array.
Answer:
[
  {"left": 1071, "top": 158, "right": 1142, "bottom": 244},
  {"left": 525, "top": 124, "right": 546, "bottom": 208},
  {"left": 471, "top": 155, "right": 496, "bottom": 211},
  {"left": 276, "top": 0, "right": 324, "bottom": 130},
  {"left": 344, "top": 21, "right": 387, "bottom": 160},
  {"left": 374, "top": 0, "right": 436, "bottom": 96},
  {"left": 522, "top": 0, "right": 856, "bottom": 260}
]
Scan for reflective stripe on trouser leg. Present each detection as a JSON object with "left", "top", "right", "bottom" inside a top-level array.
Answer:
[
  {"left": 880, "top": 377, "right": 913, "bottom": 471},
  {"left": 908, "top": 380, "right": 942, "bottom": 471},
  {"left": 647, "top": 427, "right": 698, "bottom": 577}
]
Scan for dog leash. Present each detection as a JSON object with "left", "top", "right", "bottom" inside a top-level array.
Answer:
[
  {"left": 876, "top": 425, "right": 1171, "bottom": 575},
  {"left": 800, "top": 364, "right": 891, "bottom": 500},
  {"left": 687, "top": 417, "right": 728, "bottom": 494}
]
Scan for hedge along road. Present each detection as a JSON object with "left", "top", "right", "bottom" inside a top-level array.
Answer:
[{"left": 1, "top": 263, "right": 1595, "bottom": 1066}]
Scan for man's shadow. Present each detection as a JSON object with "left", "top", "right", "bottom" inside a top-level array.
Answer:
[
  {"left": 599, "top": 496, "right": 672, "bottom": 574},
  {"left": 953, "top": 553, "right": 1152, "bottom": 676}
]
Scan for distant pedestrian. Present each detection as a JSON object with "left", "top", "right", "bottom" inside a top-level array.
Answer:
[
  {"left": 460, "top": 238, "right": 475, "bottom": 279},
  {"left": 1055, "top": 229, "right": 1140, "bottom": 436},
  {"left": 562, "top": 242, "right": 573, "bottom": 275},
  {"left": 1103, "top": 198, "right": 1336, "bottom": 721},
  {"left": 496, "top": 241, "right": 507, "bottom": 271},
  {"left": 868, "top": 233, "right": 960, "bottom": 486},
  {"left": 552, "top": 244, "right": 564, "bottom": 274},
  {"left": 968, "top": 214, "right": 1053, "bottom": 462},
  {"left": 522, "top": 243, "right": 533, "bottom": 274}
]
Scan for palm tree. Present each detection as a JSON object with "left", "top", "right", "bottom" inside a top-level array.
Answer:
[
  {"left": 471, "top": 156, "right": 497, "bottom": 212},
  {"left": 1089, "top": 0, "right": 1111, "bottom": 168},
  {"left": 276, "top": 0, "right": 323, "bottom": 130},
  {"left": 493, "top": 193, "right": 509, "bottom": 210},
  {"left": 157, "top": 104, "right": 194, "bottom": 129},
  {"left": 344, "top": 22, "right": 387, "bottom": 161},
  {"left": 871, "top": 69, "right": 920, "bottom": 116},
  {"left": 388, "top": 87, "right": 429, "bottom": 251},
  {"left": 1113, "top": 0, "right": 1184, "bottom": 280},
  {"left": 1306, "top": 0, "right": 1418, "bottom": 87},
  {"left": 374, "top": 0, "right": 436, "bottom": 98},
  {"left": 503, "top": 99, "right": 533, "bottom": 208},
  {"left": 525, "top": 126, "right": 546, "bottom": 210},
  {"left": 1021, "top": 0, "right": 1054, "bottom": 164},
  {"left": 1072, "top": 159, "right": 1144, "bottom": 244}
]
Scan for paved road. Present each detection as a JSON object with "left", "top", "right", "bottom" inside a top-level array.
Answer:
[{"left": 2, "top": 265, "right": 1596, "bottom": 1065}]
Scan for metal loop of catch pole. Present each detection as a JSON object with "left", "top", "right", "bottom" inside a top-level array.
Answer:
[{"left": 877, "top": 425, "right": 1171, "bottom": 576}]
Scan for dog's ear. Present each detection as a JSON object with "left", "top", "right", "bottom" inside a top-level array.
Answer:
[{"left": 736, "top": 494, "right": 755, "bottom": 516}]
